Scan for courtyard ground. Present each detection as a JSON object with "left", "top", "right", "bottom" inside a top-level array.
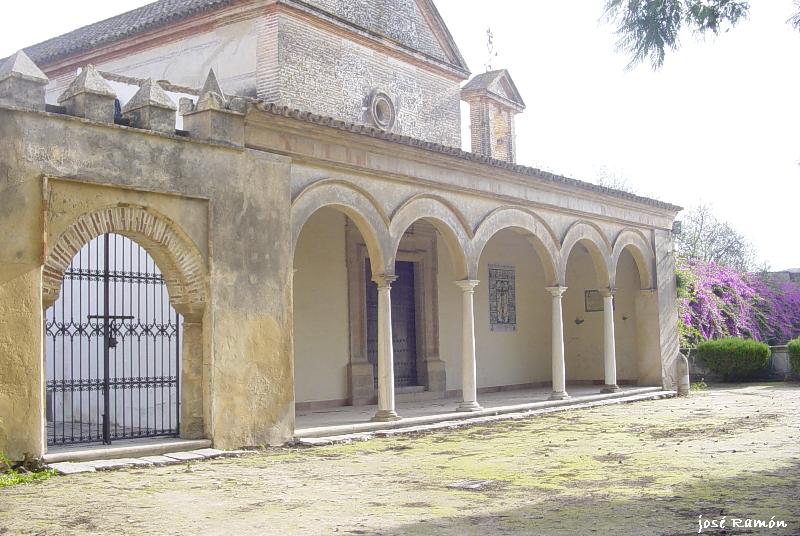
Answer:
[{"left": 1, "top": 383, "right": 798, "bottom": 535}]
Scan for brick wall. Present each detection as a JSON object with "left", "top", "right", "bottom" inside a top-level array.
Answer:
[
  {"left": 303, "top": 0, "right": 449, "bottom": 62},
  {"left": 468, "top": 98, "right": 515, "bottom": 162},
  {"left": 257, "top": 12, "right": 462, "bottom": 147}
]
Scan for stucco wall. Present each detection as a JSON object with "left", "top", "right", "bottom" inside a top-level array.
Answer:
[
  {"left": 0, "top": 106, "right": 294, "bottom": 459},
  {"left": 614, "top": 249, "right": 643, "bottom": 382},
  {"left": 563, "top": 246, "right": 605, "bottom": 382},
  {"left": 293, "top": 208, "right": 350, "bottom": 404},
  {"left": 45, "top": 17, "right": 259, "bottom": 103},
  {"left": 471, "top": 230, "right": 550, "bottom": 389}
]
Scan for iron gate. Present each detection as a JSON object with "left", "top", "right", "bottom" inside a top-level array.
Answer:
[{"left": 45, "top": 233, "right": 181, "bottom": 446}]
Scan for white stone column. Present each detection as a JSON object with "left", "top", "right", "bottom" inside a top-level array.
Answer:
[
  {"left": 601, "top": 287, "right": 621, "bottom": 393},
  {"left": 372, "top": 274, "right": 401, "bottom": 422},
  {"left": 456, "top": 280, "right": 482, "bottom": 412},
  {"left": 546, "top": 286, "right": 569, "bottom": 400}
]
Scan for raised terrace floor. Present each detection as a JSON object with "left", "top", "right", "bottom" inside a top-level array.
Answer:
[{"left": 294, "top": 385, "right": 673, "bottom": 439}]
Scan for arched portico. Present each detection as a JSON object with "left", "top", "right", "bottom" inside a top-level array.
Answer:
[
  {"left": 559, "top": 221, "right": 615, "bottom": 396},
  {"left": 291, "top": 180, "right": 390, "bottom": 275},
  {"left": 291, "top": 180, "right": 407, "bottom": 421},
  {"left": 42, "top": 205, "right": 209, "bottom": 442},
  {"left": 465, "top": 207, "right": 560, "bottom": 407},
  {"left": 388, "top": 196, "right": 474, "bottom": 411},
  {"left": 610, "top": 231, "right": 663, "bottom": 387}
]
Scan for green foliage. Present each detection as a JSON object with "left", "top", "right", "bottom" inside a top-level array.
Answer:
[
  {"left": 675, "top": 265, "right": 692, "bottom": 299},
  {"left": 604, "top": 0, "right": 749, "bottom": 69},
  {"left": 788, "top": 337, "right": 800, "bottom": 373},
  {"left": 690, "top": 378, "right": 708, "bottom": 391},
  {"left": 696, "top": 338, "right": 770, "bottom": 380},
  {"left": 791, "top": 1, "right": 800, "bottom": 31},
  {"left": 0, "top": 451, "right": 56, "bottom": 488}
]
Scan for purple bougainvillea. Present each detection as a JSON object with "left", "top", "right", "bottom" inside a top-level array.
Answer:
[{"left": 677, "top": 259, "right": 800, "bottom": 347}]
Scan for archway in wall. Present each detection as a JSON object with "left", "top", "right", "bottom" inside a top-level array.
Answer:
[
  {"left": 45, "top": 233, "right": 181, "bottom": 446},
  {"left": 613, "top": 248, "right": 643, "bottom": 384},
  {"left": 293, "top": 207, "right": 360, "bottom": 409},
  {"left": 563, "top": 242, "right": 607, "bottom": 386},
  {"left": 293, "top": 209, "right": 455, "bottom": 409},
  {"left": 473, "top": 229, "right": 552, "bottom": 393},
  {"left": 613, "top": 245, "right": 662, "bottom": 386},
  {"left": 389, "top": 217, "right": 468, "bottom": 399}
]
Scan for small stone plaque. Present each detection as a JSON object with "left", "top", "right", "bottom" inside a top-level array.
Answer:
[{"left": 585, "top": 290, "right": 604, "bottom": 313}]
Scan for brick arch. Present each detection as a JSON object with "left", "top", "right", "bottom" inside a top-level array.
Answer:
[{"left": 42, "top": 205, "right": 208, "bottom": 321}]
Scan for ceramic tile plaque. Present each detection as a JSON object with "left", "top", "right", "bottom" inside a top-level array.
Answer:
[{"left": 489, "top": 264, "right": 516, "bottom": 332}]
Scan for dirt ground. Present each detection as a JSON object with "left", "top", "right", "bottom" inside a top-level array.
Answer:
[{"left": 1, "top": 383, "right": 798, "bottom": 535}]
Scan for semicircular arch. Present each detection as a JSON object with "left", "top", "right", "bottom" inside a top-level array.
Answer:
[
  {"left": 291, "top": 180, "right": 390, "bottom": 273},
  {"left": 611, "top": 228, "right": 655, "bottom": 289},
  {"left": 389, "top": 195, "right": 471, "bottom": 280},
  {"left": 559, "top": 221, "right": 612, "bottom": 288},
  {"left": 470, "top": 207, "right": 560, "bottom": 284},
  {"left": 43, "top": 205, "right": 208, "bottom": 321}
]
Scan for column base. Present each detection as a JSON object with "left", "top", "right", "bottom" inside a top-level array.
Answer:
[
  {"left": 457, "top": 401, "right": 483, "bottom": 412},
  {"left": 548, "top": 391, "right": 570, "bottom": 401},
  {"left": 601, "top": 384, "right": 621, "bottom": 393},
  {"left": 371, "top": 410, "right": 402, "bottom": 422}
]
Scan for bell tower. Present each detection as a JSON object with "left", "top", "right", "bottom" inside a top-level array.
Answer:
[{"left": 461, "top": 69, "right": 525, "bottom": 163}]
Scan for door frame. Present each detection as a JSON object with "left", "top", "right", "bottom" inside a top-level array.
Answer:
[{"left": 345, "top": 220, "right": 445, "bottom": 405}]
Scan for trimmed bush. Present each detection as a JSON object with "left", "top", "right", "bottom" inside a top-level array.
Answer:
[
  {"left": 788, "top": 338, "right": 800, "bottom": 374},
  {"left": 696, "top": 338, "right": 770, "bottom": 380}
]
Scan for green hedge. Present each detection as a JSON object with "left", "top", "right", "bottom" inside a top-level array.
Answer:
[
  {"left": 788, "top": 338, "right": 800, "bottom": 374},
  {"left": 696, "top": 338, "right": 770, "bottom": 380}
]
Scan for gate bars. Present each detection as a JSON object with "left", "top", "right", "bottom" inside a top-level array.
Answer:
[{"left": 45, "top": 233, "right": 181, "bottom": 446}]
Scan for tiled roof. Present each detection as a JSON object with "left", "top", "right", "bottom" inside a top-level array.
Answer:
[
  {"left": 254, "top": 102, "right": 682, "bottom": 212},
  {"left": 22, "top": 0, "right": 468, "bottom": 73},
  {"left": 24, "top": 0, "right": 234, "bottom": 65}
]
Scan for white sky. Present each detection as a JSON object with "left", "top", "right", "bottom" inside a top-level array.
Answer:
[{"left": 2, "top": 1, "right": 799, "bottom": 269}]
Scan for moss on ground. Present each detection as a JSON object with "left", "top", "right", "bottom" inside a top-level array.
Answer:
[{"left": 1, "top": 384, "right": 798, "bottom": 535}]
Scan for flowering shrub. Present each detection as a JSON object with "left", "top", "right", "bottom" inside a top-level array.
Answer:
[
  {"left": 788, "top": 338, "right": 800, "bottom": 374},
  {"left": 678, "top": 259, "right": 800, "bottom": 347},
  {"left": 696, "top": 338, "right": 770, "bottom": 380}
]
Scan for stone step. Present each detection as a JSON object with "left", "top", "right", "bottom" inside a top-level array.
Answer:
[
  {"left": 47, "top": 448, "right": 253, "bottom": 475},
  {"left": 43, "top": 438, "right": 213, "bottom": 464},
  {"left": 293, "top": 389, "right": 676, "bottom": 445},
  {"left": 294, "top": 387, "right": 670, "bottom": 439}
]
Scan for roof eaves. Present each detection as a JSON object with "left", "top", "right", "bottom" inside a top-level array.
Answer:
[{"left": 253, "top": 101, "right": 682, "bottom": 213}]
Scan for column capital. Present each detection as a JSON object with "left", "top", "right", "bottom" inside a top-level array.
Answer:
[
  {"left": 545, "top": 286, "right": 568, "bottom": 298},
  {"left": 372, "top": 274, "right": 398, "bottom": 289},
  {"left": 455, "top": 279, "right": 480, "bottom": 292},
  {"left": 600, "top": 287, "right": 616, "bottom": 298}
]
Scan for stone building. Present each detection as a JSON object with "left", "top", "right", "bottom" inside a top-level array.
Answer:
[{"left": 0, "top": 0, "right": 682, "bottom": 461}]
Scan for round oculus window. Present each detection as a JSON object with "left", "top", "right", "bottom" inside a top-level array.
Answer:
[{"left": 369, "top": 90, "right": 396, "bottom": 130}]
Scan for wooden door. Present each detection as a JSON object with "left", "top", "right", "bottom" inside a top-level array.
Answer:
[{"left": 366, "top": 260, "right": 419, "bottom": 388}]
